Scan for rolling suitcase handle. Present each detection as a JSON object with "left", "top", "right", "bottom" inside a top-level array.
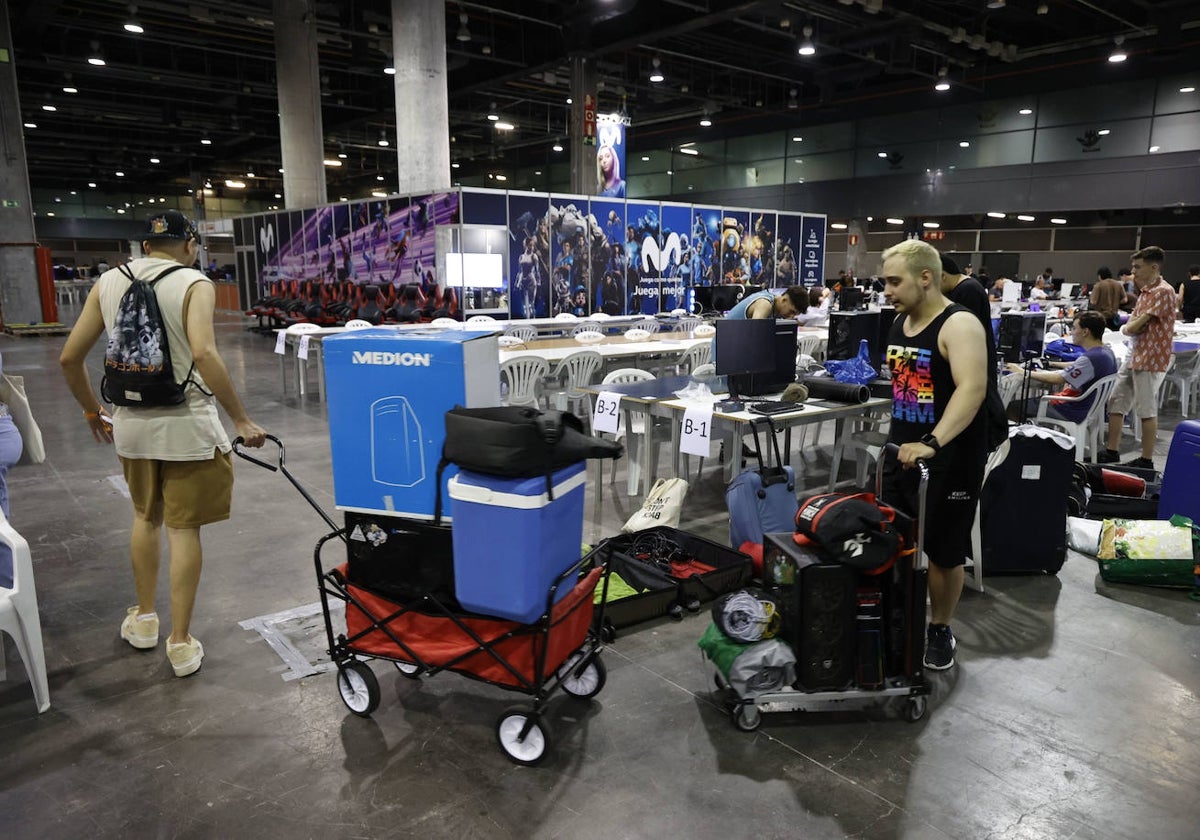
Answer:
[
  {"left": 746, "top": 416, "right": 793, "bottom": 490},
  {"left": 877, "top": 442, "right": 930, "bottom": 571},
  {"left": 233, "top": 434, "right": 345, "bottom": 539}
]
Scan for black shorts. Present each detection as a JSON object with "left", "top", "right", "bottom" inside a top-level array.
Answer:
[{"left": 882, "top": 451, "right": 984, "bottom": 569}]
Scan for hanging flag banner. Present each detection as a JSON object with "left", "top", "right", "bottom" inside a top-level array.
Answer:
[
  {"left": 596, "top": 114, "right": 628, "bottom": 199},
  {"left": 583, "top": 94, "right": 597, "bottom": 147}
]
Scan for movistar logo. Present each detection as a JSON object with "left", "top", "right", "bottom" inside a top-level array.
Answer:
[
  {"left": 641, "top": 232, "right": 682, "bottom": 273},
  {"left": 352, "top": 351, "right": 432, "bottom": 366},
  {"left": 259, "top": 222, "right": 275, "bottom": 254}
]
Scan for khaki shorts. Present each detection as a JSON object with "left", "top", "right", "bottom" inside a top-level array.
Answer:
[
  {"left": 1107, "top": 367, "right": 1166, "bottom": 420},
  {"left": 120, "top": 450, "right": 234, "bottom": 529}
]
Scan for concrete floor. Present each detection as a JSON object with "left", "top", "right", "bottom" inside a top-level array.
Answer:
[{"left": 1, "top": 315, "right": 1198, "bottom": 839}]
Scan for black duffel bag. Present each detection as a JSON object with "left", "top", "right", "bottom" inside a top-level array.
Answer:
[{"left": 433, "top": 406, "right": 623, "bottom": 522}]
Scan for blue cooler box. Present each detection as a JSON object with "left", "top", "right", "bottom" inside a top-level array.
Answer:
[
  {"left": 322, "top": 327, "right": 500, "bottom": 520},
  {"left": 448, "top": 462, "right": 587, "bottom": 623}
]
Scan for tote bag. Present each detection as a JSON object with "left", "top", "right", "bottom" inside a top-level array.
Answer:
[
  {"left": 622, "top": 477, "right": 689, "bottom": 533},
  {"left": 0, "top": 374, "right": 45, "bottom": 465}
]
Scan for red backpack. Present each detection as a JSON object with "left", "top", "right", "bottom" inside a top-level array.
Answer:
[{"left": 793, "top": 492, "right": 907, "bottom": 573}]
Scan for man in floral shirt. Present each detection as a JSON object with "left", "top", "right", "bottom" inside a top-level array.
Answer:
[{"left": 1100, "top": 246, "right": 1176, "bottom": 469}]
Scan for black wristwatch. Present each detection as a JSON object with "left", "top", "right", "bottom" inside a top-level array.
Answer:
[{"left": 919, "top": 433, "right": 941, "bottom": 453}]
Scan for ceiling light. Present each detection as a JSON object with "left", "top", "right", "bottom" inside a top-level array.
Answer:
[
  {"left": 798, "top": 25, "right": 816, "bottom": 56},
  {"left": 378, "top": 131, "right": 389, "bottom": 147},
  {"left": 200, "top": 137, "right": 212, "bottom": 145},
  {"left": 641, "top": 155, "right": 650, "bottom": 161},
  {"left": 376, "top": 173, "right": 385, "bottom": 180},
  {"left": 278, "top": 168, "right": 284, "bottom": 173},
  {"left": 552, "top": 141, "right": 564, "bottom": 152},
  {"left": 204, "top": 178, "right": 212, "bottom": 188},
  {"left": 495, "top": 174, "right": 507, "bottom": 182},
  {"left": 1019, "top": 108, "right": 1033, "bottom": 115},
  {"left": 274, "top": 193, "right": 282, "bottom": 199},
  {"left": 115, "top": 171, "right": 125, "bottom": 177},
  {"left": 830, "top": 223, "right": 847, "bottom": 230},
  {"left": 934, "top": 67, "right": 950, "bottom": 92},
  {"left": 1181, "top": 87, "right": 1196, "bottom": 94},
  {"left": 323, "top": 158, "right": 342, "bottom": 167},
  {"left": 23, "top": 122, "right": 36, "bottom": 129},
  {"left": 1017, "top": 214, "right": 1035, "bottom": 221},
  {"left": 877, "top": 152, "right": 888, "bottom": 158},
  {"left": 959, "top": 141, "right": 970, "bottom": 148},
  {"left": 451, "top": 162, "right": 460, "bottom": 169},
  {"left": 886, "top": 218, "right": 904, "bottom": 225},
  {"left": 42, "top": 104, "right": 56, "bottom": 112},
  {"left": 923, "top": 221, "right": 940, "bottom": 229},
  {"left": 87, "top": 41, "right": 105, "bottom": 66},
  {"left": 88, "top": 182, "right": 97, "bottom": 188},
  {"left": 372, "top": 191, "right": 388, "bottom": 198},
  {"left": 986, "top": 0, "right": 1005, "bottom": 8},
  {"left": 495, "top": 120, "right": 515, "bottom": 131},
  {"left": 456, "top": 13, "right": 471, "bottom": 43},
  {"left": 699, "top": 117, "right": 712, "bottom": 127},
  {"left": 70, "top": 190, "right": 76, "bottom": 195},
  {"left": 678, "top": 147, "right": 699, "bottom": 156},
  {"left": 384, "top": 63, "right": 395, "bottom": 75},
  {"left": 1050, "top": 218, "right": 1067, "bottom": 224},
  {"left": 63, "top": 86, "right": 77, "bottom": 94},
  {"left": 123, "top": 4, "right": 143, "bottom": 33},
  {"left": 246, "top": 169, "right": 254, "bottom": 177},
  {"left": 116, "top": 208, "right": 125, "bottom": 214},
  {"left": 46, "top": 212, "right": 55, "bottom": 217},
  {"left": 666, "top": 169, "right": 673, "bottom": 175},
  {"left": 787, "top": 88, "right": 798, "bottom": 109},
  {"left": 566, "top": 97, "right": 572, "bottom": 104},
  {"left": 1108, "top": 37, "right": 1127, "bottom": 63},
  {"left": 1148, "top": 145, "right": 1160, "bottom": 153},
  {"left": 1097, "top": 128, "right": 1110, "bottom": 136},
  {"left": 649, "top": 56, "right": 664, "bottom": 83},
  {"left": 225, "top": 179, "right": 246, "bottom": 189},
  {"left": 987, "top": 212, "right": 1006, "bottom": 218},
  {"left": 149, "top": 157, "right": 160, "bottom": 163}
]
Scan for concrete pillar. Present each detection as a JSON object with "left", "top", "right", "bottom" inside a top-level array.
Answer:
[
  {"left": 274, "top": 0, "right": 327, "bottom": 207},
  {"left": 0, "top": 0, "right": 41, "bottom": 324},
  {"left": 569, "top": 54, "right": 598, "bottom": 196},
  {"left": 392, "top": 0, "right": 451, "bottom": 195},
  {"left": 846, "top": 219, "right": 870, "bottom": 279}
]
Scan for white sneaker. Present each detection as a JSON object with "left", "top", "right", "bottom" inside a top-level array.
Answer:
[
  {"left": 166, "top": 636, "right": 204, "bottom": 677},
  {"left": 120, "top": 607, "right": 159, "bottom": 649}
]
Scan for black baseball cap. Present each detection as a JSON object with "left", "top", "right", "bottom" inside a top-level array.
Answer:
[
  {"left": 939, "top": 254, "right": 961, "bottom": 275},
  {"left": 145, "top": 210, "right": 199, "bottom": 241}
]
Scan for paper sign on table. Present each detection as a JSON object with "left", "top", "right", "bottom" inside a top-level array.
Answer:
[
  {"left": 592, "top": 391, "right": 622, "bottom": 434},
  {"left": 679, "top": 404, "right": 714, "bottom": 457},
  {"left": 274, "top": 331, "right": 287, "bottom": 355},
  {"left": 298, "top": 334, "right": 311, "bottom": 360}
]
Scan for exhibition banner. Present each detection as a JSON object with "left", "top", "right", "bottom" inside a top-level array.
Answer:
[
  {"left": 775, "top": 213, "right": 802, "bottom": 286},
  {"left": 658, "top": 203, "right": 691, "bottom": 312},
  {"left": 596, "top": 116, "right": 627, "bottom": 199},
  {"left": 626, "top": 201, "right": 661, "bottom": 314},
  {"left": 507, "top": 194, "right": 551, "bottom": 319},
  {"left": 800, "top": 215, "right": 826, "bottom": 287},
  {"left": 589, "top": 198, "right": 627, "bottom": 315}
]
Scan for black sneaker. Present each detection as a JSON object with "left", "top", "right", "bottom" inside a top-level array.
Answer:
[
  {"left": 1096, "top": 449, "right": 1120, "bottom": 464},
  {"left": 1121, "top": 456, "right": 1155, "bottom": 470},
  {"left": 924, "top": 624, "right": 956, "bottom": 671}
]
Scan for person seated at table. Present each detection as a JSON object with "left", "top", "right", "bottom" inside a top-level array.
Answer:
[
  {"left": 794, "top": 287, "right": 828, "bottom": 326},
  {"left": 1029, "top": 277, "right": 1049, "bottom": 301},
  {"left": 988, "top": 277, "right": 1008, "bottom": 301},
  {"left": 1003, "top": 311, "right": 1116, "bottom": 422}
]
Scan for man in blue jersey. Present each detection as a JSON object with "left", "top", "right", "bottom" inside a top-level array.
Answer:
[
  {"left": 881, "top": 239, "right": 989, "bottom": 671},
  {"left": 1005, "top": 311, "right": 1117, "bottom": 422}
]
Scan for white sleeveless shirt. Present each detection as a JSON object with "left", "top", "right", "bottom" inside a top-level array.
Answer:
[{"left": 96, "top": 258, "right": 231, "bottom": 461}]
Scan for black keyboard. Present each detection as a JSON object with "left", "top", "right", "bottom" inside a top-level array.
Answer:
[{"left": 748, "top": 400, "right": 802, "bottom": 416}]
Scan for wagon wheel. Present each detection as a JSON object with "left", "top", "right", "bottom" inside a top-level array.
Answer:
[
  {"left": 495, "top": 707, "right": 553, "bottom": 766},
  {"left": 393, "top": 660, "right": 423, "bottom": 679},
  {"left": 557, "top": 653, "right": 607, "bottom": 699},
  {"left": 906, "top": 696, "right": 928, "bottom": 723},
  {"left": 337, "top": 661, "right": 380, "bottom": 717}
]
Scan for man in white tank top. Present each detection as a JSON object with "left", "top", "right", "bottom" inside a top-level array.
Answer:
[{"left": 60, "top": 211, "right": 266, "bottom": 678}]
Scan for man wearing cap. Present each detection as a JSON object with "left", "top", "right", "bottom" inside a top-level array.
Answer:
[{"left": 60, "top": 210, "right": 266, "bottom": 678}]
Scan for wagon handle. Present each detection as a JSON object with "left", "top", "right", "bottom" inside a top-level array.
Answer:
[{"left": 233, "top": 434, "right": 283, "bottom": 472}]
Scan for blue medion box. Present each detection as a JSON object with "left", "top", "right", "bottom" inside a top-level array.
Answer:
[
  {"left": 447, "top": 462, "right": 587, "bottom": 623},
  {"left": 322, "top": 327, "right": 500, "bottom": 520}
]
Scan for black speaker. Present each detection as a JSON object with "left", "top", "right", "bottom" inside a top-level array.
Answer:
[
  {"left": 828, "top": 310, "right": 883, "bottom": 370},
  {"left": 998, "top": 311, "right": 1047, "bottom": 362}
]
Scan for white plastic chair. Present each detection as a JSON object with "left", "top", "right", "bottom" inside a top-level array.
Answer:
[
  {"left": 343, "top": 319, "right": 373, "bottom": 330},
  {"left": 504, "top": 325, "right": 538, "bottom": 342},
  {"left": 599, "top": 368, "right": 672, "bottom": 495},
  {"left": 591, "top": 312, "right": 612, "bottom": 320},
  {"left": 431, "top": 317, "right": 459, "bottom": 327},
  {"left": 571, "top": 321, "right": 600, "bottom": 337},
  {"left": 797, "top": 332, "right": 826, "bottom": 364},
  {"left": 551, "top": 350, "right": 604, "bottom": 419},
  {"left": 500, "top": 356, "right": 549, "bottom": 408},
  {"left": 675, "top": 342, "right": 712, "bottom": 375},
  {"left": 554, "top": 312, "right": 578, "bottom": 321},
  {"left": 996, "top": 370, "right": 1023, "bottom": 407},
  {"left": 1032, "top": 372, "right": 1120, "bottom": 461},
  {"left": 691, "top": 363, "right": 716, "bottom": 377},
  {"left": 467, "top": 314, "right": 497, "bottom": 324},
  {"left": 636, "top": 318, "right": 661, "bottom": 334},
  {"left": 675, "top": 317, "right": 703, "bottom": 333},
  {"left": 1159, "top": 351, "right": 1200, "bottom": 416},
  {"left": 0, "top": 511, "right": 49, "bottom": 713}
]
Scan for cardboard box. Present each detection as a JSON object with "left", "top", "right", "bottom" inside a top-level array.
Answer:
[{"left": 322, "top": 327, "right": 499, "bottom": 519}]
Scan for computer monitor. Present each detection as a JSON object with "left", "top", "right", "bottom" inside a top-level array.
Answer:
[
  {"left": 715, "top": 318, "right": 798, "bottom": 400},
  {"left": 710, "top": 284, "right": 744, "bottom": 313},
  {"left": 838, "top": 287, "right": 864, "bottom": 311}
]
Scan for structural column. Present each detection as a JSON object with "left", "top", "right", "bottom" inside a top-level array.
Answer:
[
  {"left": 568, "top": 54, "right": 598, "bottom": 196},
  {"left": 392, "top": 0, "right": 451, "bottom": 195},
  {"left": 0, "top": 0, "right": 40, "bottom": 324},
  {"left": 274, "top": 0, "right": 326, "bottom": 208}
]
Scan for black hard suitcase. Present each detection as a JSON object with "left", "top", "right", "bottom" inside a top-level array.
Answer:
[
  {"left": 1071, "top": 462, "right": 1162, "bottom": 521},
  {"left": 980, "top": 427, "right": 1075, "bottom": 574}
]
